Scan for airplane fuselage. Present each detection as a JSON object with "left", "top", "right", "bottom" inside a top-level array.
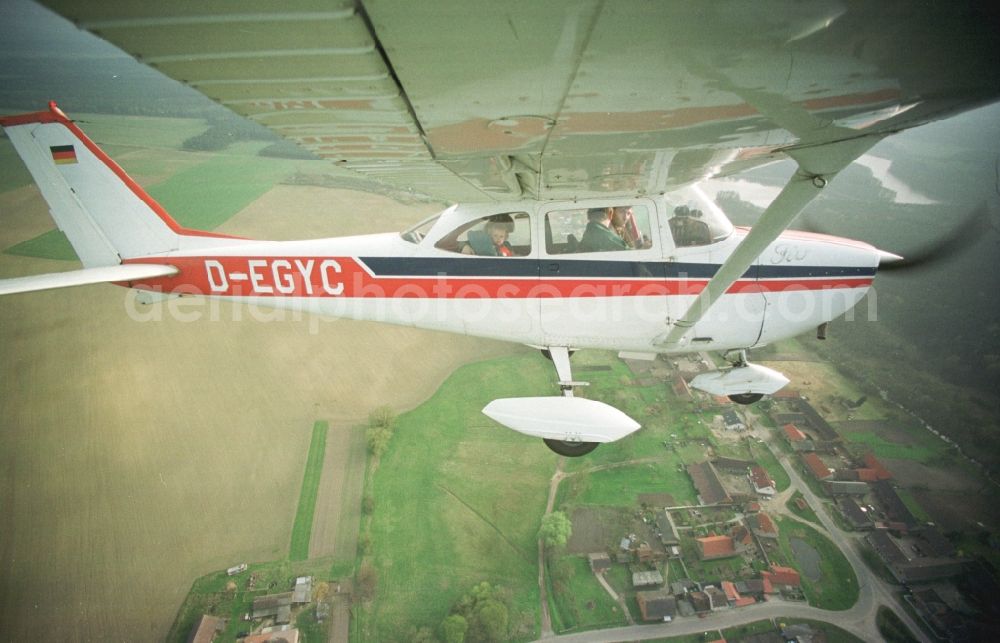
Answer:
[{"left": 124, "top": 193, "right": 880, "bottom": 355}]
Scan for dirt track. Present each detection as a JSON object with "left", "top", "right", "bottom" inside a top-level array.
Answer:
[{"left": 0, "top": 182, "right": 514, "bottom": 641}]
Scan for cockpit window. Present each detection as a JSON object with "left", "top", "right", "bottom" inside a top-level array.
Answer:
[
  {"left": 668, "top": 200, "right": 732, "bottom": 247},
  {"left": 434, "top": 212, "right": 531, "bottom": 256},
  {"left": 400, "top": 212, "right": 442, "bottom": 244},
  {"left": 545, "top": 204, "right": 652, "bottom": 254}
]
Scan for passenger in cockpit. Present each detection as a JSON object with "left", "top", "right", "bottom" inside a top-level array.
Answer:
[
  {"left": 611, "top": 206, "right": 651, "bottom": 249},
  {"left": 579, "top": 207, "right": 628, "bottom": 252},
  {"left": 462, "top": 220, "right": 515, "bottom": 256}
]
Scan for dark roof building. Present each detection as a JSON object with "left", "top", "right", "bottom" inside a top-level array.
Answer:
[
  {"left": 637, "top": 590, "right": 677, "bottom": 621},
  {"left": 873, "top": 480, "right": 918, "bottom": 527},
  {"left": 824, "top": 480, "right": 870, "bottom": 496},
  {"left": 588, "top": 552, "right": 612, "bottom": 573},
  {"left": 686, "top": 461, "right": 731, "bottom": 505},
  {"left": 839, "top": 498, "right": 873, "bottom": 530},
  {"left": 656, "top": 511, "right": 680, "bottom": 547},
  {"left": 704, "top": 585, "right": 729, "bottom": 610},
  {"left": 252, "top": 592, "right": 294, "bottom": 624}
]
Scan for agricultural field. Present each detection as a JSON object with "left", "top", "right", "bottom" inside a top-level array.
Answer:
[
  {"left": 359, "top": 354, "right": 554, "bottom": 641},
  {"left": 0, "top": 115, "right": 513, "bottom": 641}
]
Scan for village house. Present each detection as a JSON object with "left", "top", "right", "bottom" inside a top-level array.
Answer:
[
  {"left": 723, "top": 410, "right": 746, "bottom": 431},
  {"left": 747, "top": 512, "right": 779, "bottom": 539},
  {"left": 802, "top": 452, "right": 833, "bottom": 480},
  {"left": 748, "top": 465, "right": 775, "bottom": 496},
  {"left": 762, "top": 564, "right": 801, "bottom": 590}
]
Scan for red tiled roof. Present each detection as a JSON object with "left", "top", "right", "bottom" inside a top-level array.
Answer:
[
  {"left": 722, "top": 580, "right": 739, "bottom": 601},
  {"left": 803, "top": 452, "right": 832, "bottom": 479},
  {"left": 856, "top": 468, "right": 879, "bottom": 482},
  {"left": 863, "top": 453, "right": 893, "bottom": 479},
  {"left": 750, "top": 465, "right": 773, "bottom": 489},
  {"left": 755, "top": 512, "right": 778, "bottom": 535},
  {"left": 783, "top": 423, "right": 807, "bottom": 441},
  {"left": 735, "top": 596, "right": 756, "bottom": 607},
  {"left": 762, "top": 577, "right": 775, "bottom": 594},
  {"left": 697, "top": 535, "right": 736, "bottom": 559},
  {"left": 767, "top": 565, "right": 801, "bottom": 586}
]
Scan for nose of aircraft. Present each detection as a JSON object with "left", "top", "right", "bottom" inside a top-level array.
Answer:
[{"left": 876, "top": 249, "right": 904, "bottom": 266}]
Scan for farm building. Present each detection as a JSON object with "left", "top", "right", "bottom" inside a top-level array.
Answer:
[
  {"left": 655, "top": 511, "right": 680, "bottom": 548},
  {"left": 839, "top": 499, "right": 873, "bottom": 530},
  {"left": 825, "top": 480, "right": 870, "bottom": 496},
  {"left": 636, "top": 590, "right": 677, "bottom": 622},
  {"left": 696, "top": 535, "right": 736, "bottom": 560},
  {"left": 863, "top": 453, "right": 893, "bottom": 480},
  {"left": 252, "top": 593, "right": 294, "bottom": 624},
  {"left": 187, "top": 615, "right": 225, "bottom": 643},
  {"left": 686, "top": 461, "right": 731, "bottom": 505},
  {"left": 802, "top": 452, "right": 833, "bottom": 480},
  {"left": 632, "top": 570, "right": 664, "bottom": 588}
]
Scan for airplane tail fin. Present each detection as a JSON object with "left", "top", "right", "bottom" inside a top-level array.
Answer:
[{"left": 1, "top": 102, "right": 233, "bottom": 268}]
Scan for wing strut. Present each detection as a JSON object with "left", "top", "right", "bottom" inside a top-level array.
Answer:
[{"left": 656, "top": 134, "right": 882, "bottom": 348}]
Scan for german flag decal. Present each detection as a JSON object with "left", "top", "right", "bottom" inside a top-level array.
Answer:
[{"left": 50, "top": 144, "right": 77, "bottom": 165}]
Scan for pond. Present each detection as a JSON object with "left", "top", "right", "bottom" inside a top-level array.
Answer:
[{"left": 790, "top": 537, "right": 822, "bottom": 582}]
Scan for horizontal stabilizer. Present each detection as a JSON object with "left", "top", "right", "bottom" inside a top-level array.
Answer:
[
  {"left": 0, "top": 263, "right": 178, "bottom": 296},
  {"left": 483, "top": 397, "right": 641, "bottom": 444}
]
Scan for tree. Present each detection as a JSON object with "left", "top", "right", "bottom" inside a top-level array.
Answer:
[
  {"left": 475, "top": 599, "right": 509, "bottom": 642},
  {"left": 441, "top": 614, "right": 467, "bottom": 643},
  {"left": 356, "top": 560, "right": 377, "bottom": 601},
  {"left": 538, "top": 511, "right": 572, "bottom": 548},
  {"left": 368, "top": 405, "right": 396, "bottom": 429}
]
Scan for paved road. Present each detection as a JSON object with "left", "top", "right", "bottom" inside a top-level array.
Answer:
[{"left": 533, "top": 412, "right": 932, "bottom": 643}]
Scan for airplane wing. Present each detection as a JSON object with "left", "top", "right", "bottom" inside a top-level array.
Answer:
[{"left": 39, "top": 1, "right": 1000, "bottom": 203}]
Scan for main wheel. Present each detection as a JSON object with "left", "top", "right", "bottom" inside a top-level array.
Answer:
[
  {"left": 543, "top": 438, "right": 599, "bottom": 457},
  {"left": 728, "top": 393, "right": 763, "bottom": 405}
]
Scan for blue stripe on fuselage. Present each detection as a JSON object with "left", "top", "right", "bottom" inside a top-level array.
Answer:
[{"left": 359, "top": 257, "right": 874, "bottom": 280}]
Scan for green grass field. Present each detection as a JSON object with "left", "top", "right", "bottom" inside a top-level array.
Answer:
[
  {"left": 290, "top": 421, "right": 329, "bottom": 561},
  {"left": 774, "top": 517, "right": 859, "bottom": 610},
  {"left": 363, "top": 353, "right": 557, "bottom": 640},
  {"left": 842, "top": 430, "right": 945, "bottom": 462},
  {"left": 548, "top": 555, "right": 627, "bottom": 633}
]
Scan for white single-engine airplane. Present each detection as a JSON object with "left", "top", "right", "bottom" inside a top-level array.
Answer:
[{"left": 2, "top": 1, "right": 998, "bottom": 456}]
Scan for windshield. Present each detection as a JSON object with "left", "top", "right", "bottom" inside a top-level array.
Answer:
[
  {"left": 400, "top": 210, "right": 446, "bottom": 244},
  {"left": 667, "top": 186, "right": 733, "bottom": 247}
]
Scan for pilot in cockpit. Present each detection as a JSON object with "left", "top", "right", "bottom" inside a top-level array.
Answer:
[{"left": 669, "top": 205, "right": 712, "bottom": 247}]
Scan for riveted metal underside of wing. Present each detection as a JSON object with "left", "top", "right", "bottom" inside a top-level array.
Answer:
[{"left": 43, "top": 0, "right": 1000, "bottom": 203}]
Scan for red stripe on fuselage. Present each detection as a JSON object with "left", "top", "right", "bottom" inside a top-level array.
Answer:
[{"left": 124, "top": 256, "right": 872, "bottom": 299}]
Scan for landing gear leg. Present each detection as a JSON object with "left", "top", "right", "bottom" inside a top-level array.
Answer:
[{"left": 542, "top": 347, "right": 599, "bottom": 457}]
